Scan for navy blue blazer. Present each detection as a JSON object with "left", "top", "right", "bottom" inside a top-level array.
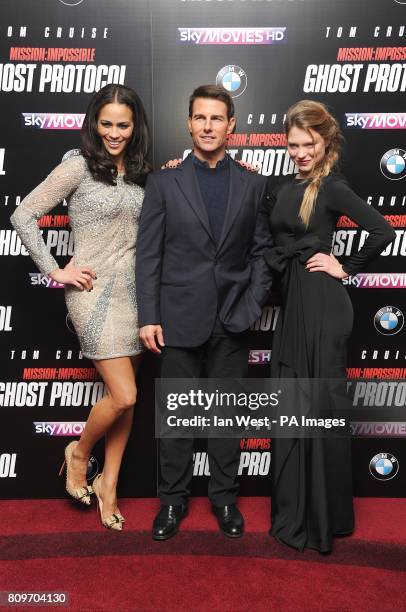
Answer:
[{"left": 136, "top": 153, "right": 273, "bottom": 347}]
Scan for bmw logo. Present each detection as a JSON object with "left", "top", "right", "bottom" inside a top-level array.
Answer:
[
  {"left": 369, "top": 452, "right": 399, "bottom": 481},
  {"left": 216, "top": 65, "right": 247, "bottom": 98},
  {"left": 380, "top": 148, "right": 406, "bottom": 180},
  {"left": 374, "top": 306, "right": 404, "bottom": 335},
  {"left": 58, "top": 0, "right": 84, "bottom": 5},
  {"left": 62, "top": 149, "right": 81, "bottom": 162},
  {"left": 87, "top": 455, "right": 99, "bottom": 480}
]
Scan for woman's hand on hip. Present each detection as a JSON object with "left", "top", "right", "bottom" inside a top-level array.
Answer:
[
  {"left": 305, "top": 252, "right": 348, "bottom": 279},
  {"left": 49, "top": 259, "right": 97, "bottom": 291}
]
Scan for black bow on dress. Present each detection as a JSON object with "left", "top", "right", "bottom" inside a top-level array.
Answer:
[{"left": 264, "top": 235, "right": 324, "bottom": 273}]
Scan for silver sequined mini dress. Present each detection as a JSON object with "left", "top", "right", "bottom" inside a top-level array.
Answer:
[{"left": 11, "top": 154, "right": 144, "bottom": 360}]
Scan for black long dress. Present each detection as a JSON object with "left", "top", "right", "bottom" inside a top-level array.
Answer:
[{"left": 265, "top": 174, "right": 395, "bottom": 553}]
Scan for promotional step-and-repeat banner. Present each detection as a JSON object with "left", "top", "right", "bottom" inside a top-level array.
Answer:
[{"left": 0, "top": 0, "right": 404, "bottom": 498}]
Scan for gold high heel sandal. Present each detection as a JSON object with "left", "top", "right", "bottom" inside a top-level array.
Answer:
[
  {"left": 92, "top": 474, "right": 124, "bottom": 531},
  {"left": 59, "top": 441, "right": 93, "bottom": 506}
]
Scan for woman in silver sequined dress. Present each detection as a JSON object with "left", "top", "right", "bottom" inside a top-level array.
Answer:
[{"left": 11, "top": 85, "right": 151, "bottom": 530}]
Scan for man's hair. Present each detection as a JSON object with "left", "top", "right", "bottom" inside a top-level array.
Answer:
[{"left": 189, "top": 84, "right": 235, "bottom": 120}]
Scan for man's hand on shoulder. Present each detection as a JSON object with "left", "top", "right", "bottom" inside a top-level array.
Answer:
[{"left": 140, "top": 325, "right": 165, "bottom": 354}]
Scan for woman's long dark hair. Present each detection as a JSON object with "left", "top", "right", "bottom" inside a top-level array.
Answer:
[{"left": 81, "top": 84, "right": 151, "bottom": 186}]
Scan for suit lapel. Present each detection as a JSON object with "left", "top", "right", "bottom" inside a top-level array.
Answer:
[
  {"left": 217, "top": 160, "right": 248, "bottom": 253},
  {"left": 174, "top": 155, "right": 214, "bottom": 242}
]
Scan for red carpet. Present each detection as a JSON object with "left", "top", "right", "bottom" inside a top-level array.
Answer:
[{"left": 1, "top": 497, "right": 405, "bottom": 611}]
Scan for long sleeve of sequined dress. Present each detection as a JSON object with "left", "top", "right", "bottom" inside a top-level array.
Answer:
[{"left": 11, "top": 155, "right": 85, "bottom": 274}]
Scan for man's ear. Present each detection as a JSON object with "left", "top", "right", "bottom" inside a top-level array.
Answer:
[
  {"left": 227, "top": 117, "right": 236, "bottom": 135},
  {"left": 187, "top": 117, "right": 192, "bottom": 134}
]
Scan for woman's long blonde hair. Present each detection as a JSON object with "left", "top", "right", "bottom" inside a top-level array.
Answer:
[{"left": 285, "top": 100, "right": 343, "bottom": 226}]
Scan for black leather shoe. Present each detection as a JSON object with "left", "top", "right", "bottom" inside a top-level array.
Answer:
[
  {"left": 152, "top": 504, "right": 188, "bottom": 541},
  {"left": 212, "top": 504, "right": 244, "bottom": 538}
]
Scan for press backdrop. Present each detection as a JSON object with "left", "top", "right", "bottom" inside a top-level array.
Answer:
[{"left": 0, "top": 0, "right": 405, "bottom": 498}]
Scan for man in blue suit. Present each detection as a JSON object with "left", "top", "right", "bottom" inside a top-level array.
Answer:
[{"left": 136, "top": 85, "right": 272, "bottom": 540}]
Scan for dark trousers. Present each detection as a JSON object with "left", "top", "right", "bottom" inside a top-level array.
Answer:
[{"left": 159, "top": 321, "right": 248, "bottom": 506}]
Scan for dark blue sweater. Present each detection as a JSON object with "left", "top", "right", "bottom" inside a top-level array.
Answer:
[{"left": 193, "top": 153, "right": 230, "bottom": 246}]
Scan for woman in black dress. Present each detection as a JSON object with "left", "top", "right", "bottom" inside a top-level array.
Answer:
[{"left": 265, "top": 100, "right": 395, "bottom": 553}]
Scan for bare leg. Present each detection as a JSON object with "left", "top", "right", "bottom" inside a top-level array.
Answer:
[
  {"left": 99, "top": 355, "right": 142, "bottom": 517},
  {"left": 67, "top": 357, "right": 137, "bottom": 505}
]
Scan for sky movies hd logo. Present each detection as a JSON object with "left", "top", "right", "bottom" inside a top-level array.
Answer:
[
  {"left": 178, "top": 27, "right": 286, "bottom": 45},
  {"left": 343, "top": 273, "right": 406, "bottom": 288},
  {"left": 34, "top": 422, "right": 86, "bottom": 436},
  {"left": 22, "top": 113, "right": 85, "bottom": 130},
  {"left": 345, "top": 113, "right": 406, "bottom": 129}
]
